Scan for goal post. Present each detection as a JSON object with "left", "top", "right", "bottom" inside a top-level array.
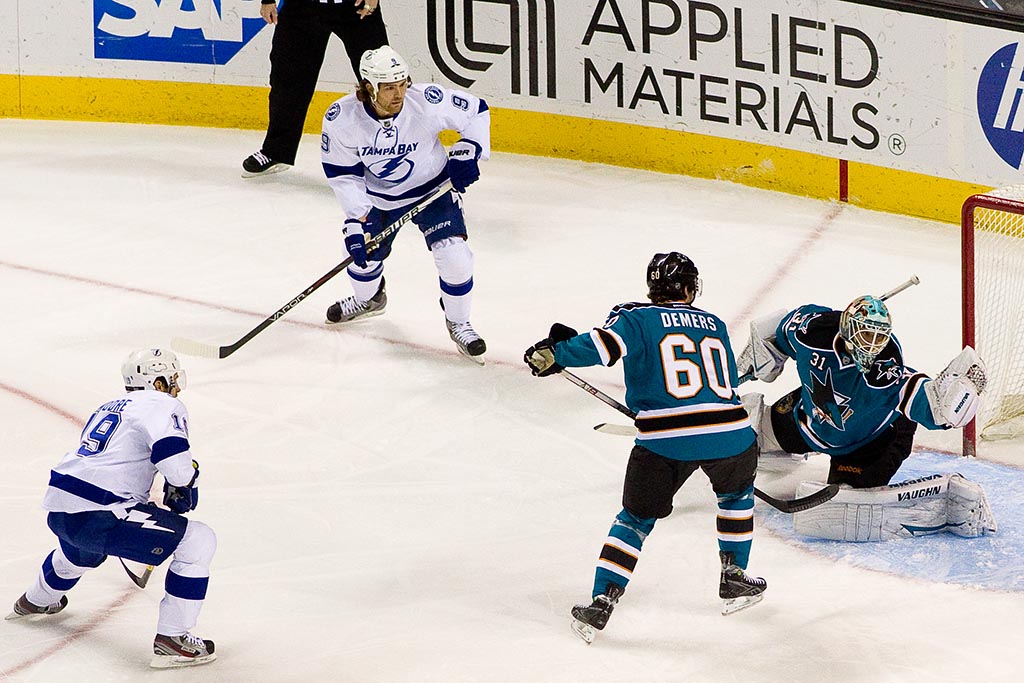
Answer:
[{"left": 961, "top": 186, "right": 1024, "bottom": 456}]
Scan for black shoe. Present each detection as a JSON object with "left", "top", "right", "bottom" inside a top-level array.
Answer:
[
  {"left": 570, "top": 583, "right": 624, "bottom": 643},
  {"left": 241, "top": 151, "right": 290, "bottom": 178},
  {"left": 6, "top": 593, "right": 68, "bottom": 620},
  {"left": 326, "top": 279, "right": 387, "bottom": 324},
  {"left": 151, "top": 632, "right": 217, "bottom": 668},
  {"left": 719, "top": 551, "right": 766, "bottom": 615}
]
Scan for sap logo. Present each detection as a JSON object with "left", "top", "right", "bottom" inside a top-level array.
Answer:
[
  {"left": 978, "top": 43, "right": 1024, "bottom": 169},
  {"left": 94, "top": 0, "right": 268, "bottom": 65}
]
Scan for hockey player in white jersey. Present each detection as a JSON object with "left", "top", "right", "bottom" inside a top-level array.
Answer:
[
  {"left": 321, "top": 45, "right": 490, "bottom": 362},
  {"left": 6, "top": 349, "right": 217, "bottom": 669}
]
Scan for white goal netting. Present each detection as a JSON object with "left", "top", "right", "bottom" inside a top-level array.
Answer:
[{"left": 965, "top": 185, "right": 1024, "bottom": 441}]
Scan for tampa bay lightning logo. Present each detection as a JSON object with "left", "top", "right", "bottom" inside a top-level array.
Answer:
[
  {"left": 326, "top": 103, "right": 340, "bottom": 121},
  {"left": 366, "top": 127, "right": 415, "bottom": 184},
  {"left": 978, "top": 43, "right": 1024, "bottom": 169},
  {"left": 424, "top": 85, "right": 444, "bottom": 104}
]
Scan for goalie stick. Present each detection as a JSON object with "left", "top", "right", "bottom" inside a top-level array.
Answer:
[
  {"left": 558, "top": 370, "right": 840, "bottom": 513},
  {"left": 120, "top": 558, "right": 154, "bottom": 589},
  {"left": 171, "top": 180, "right": 455, "bottom": 360}
]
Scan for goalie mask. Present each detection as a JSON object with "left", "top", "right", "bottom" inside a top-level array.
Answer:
[
  {"left": 121, "top": 348, "right": 187, "bottom": 394},
  {"left": 647, "top": 252, "right": 701, "bottom": 303},
  {"left": 359, "top": 46, "right": 410, "bottom": 97},
  {"left": 839, "top": 295, "right": 892, "bottom": 373}
]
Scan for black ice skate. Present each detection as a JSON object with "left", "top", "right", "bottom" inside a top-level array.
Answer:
[
  {"left": 446, "top": 318, "right": 486, "bottom": 364},
  {"left": 151, "top": 632, "right": 217, "bottom": 669},
  {"left": 570, "top": 583, "right": 624, "bottom": 644},
  {"left": 326, "top": 280, "right": 387, "bottom": 324},
  {"left": 241, "top": 151, "right": 290, "bottom": 178},
  {"left": 719, "top": 551, "right": 766, "bottom": 615},
  {"left": 5, "top": 593, "right": 68, "bottom": 621}
]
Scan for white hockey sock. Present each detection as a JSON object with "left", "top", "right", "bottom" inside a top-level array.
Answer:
[
  {"left": 346, "top": 263, "right": 384, "bottom": 304},
  {"left": 432, "top": 237, "right": 474, "bottom": 323},
  {"left": 157, "top": 521, "right": 216, "bottom": 636},
  {"left": 26, "top": 547, "right": 91, "bottom": 607}
]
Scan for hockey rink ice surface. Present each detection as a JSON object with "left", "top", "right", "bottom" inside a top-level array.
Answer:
[{"left": 1, "top": 119, "right": 1022, "bottom": 682}]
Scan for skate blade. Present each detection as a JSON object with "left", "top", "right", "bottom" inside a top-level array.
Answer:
[
  {"left": 456, "top": 347, "right": 485, "bottom": 365},
  {"left": 324, "top": 309, "right": 386, "bottom": 326},
  {"left": 570, "top": 618, "right": 596, "bottom": 644},
  {"left": 150, "top": 652, "right": 217, "bottom": 669},
  {"left": 721, "top": 593, "right": 764, "bottom": 616},
  {"left": 240, "top": 165, "right": 290, "bottom": 179}
]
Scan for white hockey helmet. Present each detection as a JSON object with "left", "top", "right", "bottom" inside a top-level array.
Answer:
[
  {"left": 359, "top": 45, "right": 410, "bottom": 94},
  {"left": 121, "top": 348, "right": 187, "bottom": 393},
  {"left": 839, "top": 295, "right": 892, "bottom": 373}
]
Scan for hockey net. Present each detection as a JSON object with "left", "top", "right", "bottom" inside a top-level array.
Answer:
[{"left": 962, "top": 185, "right": 1024, "bottom": 454}]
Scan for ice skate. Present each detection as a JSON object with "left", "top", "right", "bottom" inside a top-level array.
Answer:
[
  {"left": 5, "top": 593, "right": 68, "bottom": 621},
  {"left": 446, "top": 318, "right": 486, "bottom": 364},
  {"left": 151, "top": 632, "right": 217, "bottom": 669},
  {"left": 241, "top": 151, "right": 290, "bottom": 178},
  {"left": 570, "top": 583, "right": 624, "bottom": 644},
  {"left": 719, "top": 551, "right": 766, "bottom": 615},
  {"left": 326, "top": 280, "right": 387, "bottom": 324}
]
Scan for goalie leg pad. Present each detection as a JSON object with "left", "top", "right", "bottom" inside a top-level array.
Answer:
[
  {"left": 741, "top": 393, "right": 786, "bottom": 457},
  {"left": 793, "top": 475, "right": 951, "bottom": 541},
  {"left": 946, "top": 474, "right": 997, "bottom": 537}
]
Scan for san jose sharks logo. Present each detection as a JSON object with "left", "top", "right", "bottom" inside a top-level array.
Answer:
[{"left": 809, "top": 367, "right": 853, "bottom": 430}]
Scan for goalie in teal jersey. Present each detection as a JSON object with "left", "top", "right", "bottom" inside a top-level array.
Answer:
[
  {"left": 525, "top": 252, "right": 767, "bottom": 643},
  {"left": 737, "top": 295, "right": 996, "bottom": 542}
]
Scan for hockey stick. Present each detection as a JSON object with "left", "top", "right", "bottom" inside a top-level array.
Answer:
[
  {"left": 558, "top": 370, "right": 839, "bottom": 513},
  {"left": 171, "top": 180, "right": 455, "bottom": 359},
  {"left": 119, "top": 558, "right": 154, "bottom": 589},
  {"left": 879, "top": 275, "right": 920, "bottom": 301}
]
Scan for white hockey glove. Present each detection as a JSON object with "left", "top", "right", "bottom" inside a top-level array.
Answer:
[
  {"left": 736, "top": 309, "right": 789, "bottom": 383},
  {"left": 925, "top": 346, "right": 988, "bottom": 429}
]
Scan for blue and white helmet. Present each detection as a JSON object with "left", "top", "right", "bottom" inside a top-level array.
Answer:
[
  {"left": 839, "top": 295, "right": 892, "bottom": 373},
  {"left": 121, "top": 348, "right": 187, "bottom": 392},
  {"left": 359, "top": 45, "right": 410, "bottom": 95}
]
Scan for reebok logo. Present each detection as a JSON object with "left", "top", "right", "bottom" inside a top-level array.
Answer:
[
  {"left": 94, "top": 0, "right": 268, "bottom": 65},
  {"left": 978, "top": 43, "right": 1024, "bottom": 169}
]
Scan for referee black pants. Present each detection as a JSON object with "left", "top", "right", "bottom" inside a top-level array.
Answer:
[{"left": 261, "top": 0, "right": 388, "bottom": 164}]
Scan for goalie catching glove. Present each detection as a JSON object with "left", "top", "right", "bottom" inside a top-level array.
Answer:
[
  {"left": 736, "top": 309, "right": 789, "bottom": 383},
  {"left": 925, "top": 346, "right": 988, "bottom": 429},
  {"left": 524, "top": 323, "right": 578, "bottom": 377},
  {"left": 163, "top": 460, "right": 200, "bottom": 514}
]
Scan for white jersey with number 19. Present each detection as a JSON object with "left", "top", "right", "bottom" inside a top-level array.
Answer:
[{"left": 42, "top": 390, "right": 197, "bottom": 514}]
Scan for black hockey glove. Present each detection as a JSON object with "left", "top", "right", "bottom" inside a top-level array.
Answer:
[
  {"left": 524, "top": 323, "right": 578, "bottom": 377},
  {"left": 163, "top": 460, "right": 200, "bottom": 514}
]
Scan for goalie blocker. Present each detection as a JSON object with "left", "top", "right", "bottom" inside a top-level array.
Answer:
[{"left": 792, "top": 473, "right": 997, "bottom": 541}]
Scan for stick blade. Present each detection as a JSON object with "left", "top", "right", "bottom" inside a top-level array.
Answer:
[
  {"left": 171, "top": 336, "right": 224, "bottom": 359},
  {"left": 593, "top": 423, "right": 636, "bottom": 436}
]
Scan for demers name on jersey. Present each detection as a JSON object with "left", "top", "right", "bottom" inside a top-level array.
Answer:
[{"left": 659, "top": 311, "right": 718, "bottom": 331}]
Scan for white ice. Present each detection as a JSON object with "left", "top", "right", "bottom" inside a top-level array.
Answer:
[{"left": 0, "top": 120, "right": 1020, "bottom": 681}]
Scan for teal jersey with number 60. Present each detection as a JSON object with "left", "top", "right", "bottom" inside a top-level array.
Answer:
[{"left": 554, "top": 301, "right": 755, "bottom": 461}]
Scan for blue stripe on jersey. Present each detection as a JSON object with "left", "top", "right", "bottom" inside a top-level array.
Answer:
[
  {"left": 151, "top": 436, "right": 190, "bottom": 464},
  {"left": 367, "top": 168, "right": 449, "bottom": 203},
  {"left": 48, "top": 471, "right": 128, "bottom": 506},
  {"left": 322, "top": 161, "right": 364, "bottom": 179},
  {"left": 439, "top": 276, "right": 473, "bottom": 296},
  {"left": 165, "top": 571, "right": 209, "bottom": 601},
  {"left": 478, "top": 99, "right": 489, "bottom": 113}
]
